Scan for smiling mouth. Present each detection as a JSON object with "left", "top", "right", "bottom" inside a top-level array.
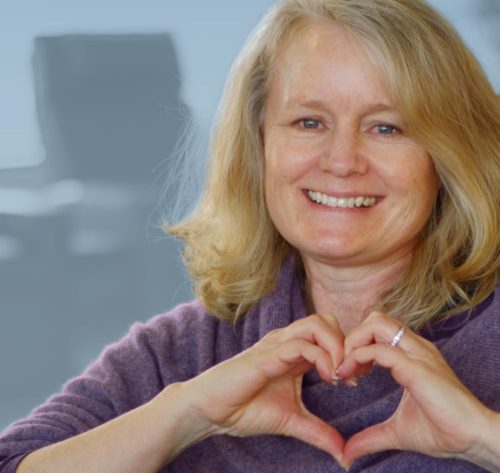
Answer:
[{"left": 307, "top": 190, "right": 378, "bottom": 208}]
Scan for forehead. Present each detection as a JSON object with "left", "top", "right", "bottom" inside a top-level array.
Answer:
[
  {"left": 267, "top": 21, "right": 392, "bottom": 109},
  {"left": 279, "top": 21, "right": 357, "bottom": 56}
]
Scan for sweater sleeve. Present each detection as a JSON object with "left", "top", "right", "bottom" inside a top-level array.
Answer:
[{"left": 0, "top": 300, "right": 217, "bottom": 473}]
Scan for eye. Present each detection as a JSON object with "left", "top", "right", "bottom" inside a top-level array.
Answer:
[
  {"left": 374, "top": 124, "right": 400, "bottom": 135},
  {"left": 298, "top": 118, "right": 322, "bottom": 129}
]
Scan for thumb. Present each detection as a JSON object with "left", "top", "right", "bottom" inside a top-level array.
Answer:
[
  {"left": 286, "top": 409, "right": 346, "bottom": 467},
  {"left": 343, "top": 421, "right": 399, "bottom": 467}
]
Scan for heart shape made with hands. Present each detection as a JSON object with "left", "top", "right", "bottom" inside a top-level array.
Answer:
[
  {"left": 302, "top": 315, "right": 476, "bottom": 469},
  {"left": 267, "top": 314, "right": 409, "bottom": 468},
  {"left": 326, "top": 364, "right": 400, "bottom": 469}
]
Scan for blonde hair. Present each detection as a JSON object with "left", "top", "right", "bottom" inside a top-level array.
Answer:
[{"left": 169, "top": 0, "right": 499, "bottom": 326}]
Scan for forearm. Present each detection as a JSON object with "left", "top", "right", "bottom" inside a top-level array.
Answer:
[
  {"left": 16, "top": 383, "right": 216, "bottom": 473},
  {"left": 464, "top": 410, "right": 500, "bottom": 473}
]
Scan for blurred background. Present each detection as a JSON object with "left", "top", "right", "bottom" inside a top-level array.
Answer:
[{"left": 0, "top": 0, "right": 499, "bottom": 431}]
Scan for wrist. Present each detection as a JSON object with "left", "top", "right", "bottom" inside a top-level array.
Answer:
[
  {"left": 463, "top": 408, "right": 500, "bottom": 473},
  {"left": 152, "top": 382, "right": 219, "bottom": 461}
]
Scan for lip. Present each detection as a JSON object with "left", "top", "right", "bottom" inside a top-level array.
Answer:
[
  {"left": 304, "top": 189, "right": 382, "bottom": 199},
  {"left": 303, "top": 189, "right": 384, "bottom": 209}
]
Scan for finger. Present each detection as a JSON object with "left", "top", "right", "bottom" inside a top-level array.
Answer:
[
  {"left": 343, "top": 420, "right": 399, "bottom": 467},
  {"left": 278, "top": 314, "right": 345, "bottom": 374},
  {"left": 337, "top": 343, "right": 414, "bottom": 386},
  {"left": 284, "top": 408, "right": 346, "bottom": 466},
  {"left": 340, "top": 363, "right": 372, "bottom": 385},
  {"left": 345, "top": 311, "right": 417, "bottom": 357},
  {"left": 280, "top": 314, "right": 345, "bottom": 364},
  {"left": 341, "top": 312, "right": 399, "bottom": 379},
  {"left": 319, "top": 314, "right": 346, "bottom": 377},
  {"left": 257, "top": 338, "right": 337, "bottom": 383},
  {"left": 340, "top": 342, "right": 476, "bottom": 416}
]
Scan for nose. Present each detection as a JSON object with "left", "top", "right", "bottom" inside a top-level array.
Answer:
[{"left": 319, "top": 128, "right": 368, "bottom": 177}]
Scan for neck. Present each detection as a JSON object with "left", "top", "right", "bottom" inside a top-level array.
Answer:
[{"left": 302, "top": 253, "right": 411, "bottom": 334}]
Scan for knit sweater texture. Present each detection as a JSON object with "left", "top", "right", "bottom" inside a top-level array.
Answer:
[{"left": 1, "top": 256, "right": 499, "bottom": 472}]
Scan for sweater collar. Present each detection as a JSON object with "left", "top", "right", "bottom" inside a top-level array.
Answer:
[{"left": 239, "top": 252, "right": 307, "bottom": 349}]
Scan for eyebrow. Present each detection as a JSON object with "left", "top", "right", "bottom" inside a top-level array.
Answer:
[
  {"left": 289, "top": 99, "right": 399, "bottom": 115},
  {"left": 362, "top": 103, "right": 398, "bottom": 114}
]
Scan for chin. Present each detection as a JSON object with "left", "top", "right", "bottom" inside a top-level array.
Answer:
[{"left": 297, "top": 239, "right": 363, "bottom": 265}]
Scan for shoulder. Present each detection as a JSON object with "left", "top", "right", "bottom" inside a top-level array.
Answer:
[
  {"left": 100, "top": 300, "right": 228, "bottom": 385},
  {"left": 423, "top": 284, "right": 499, "bottom": 344},
  {"left": 425, "top": 285, "right": 500, "bottom": 409},
  {"left": 97, "top": 254, "right": 304, "bottom": 390},
  {"left": 134, "top": 300, "right": 219, "bottom": 351}
]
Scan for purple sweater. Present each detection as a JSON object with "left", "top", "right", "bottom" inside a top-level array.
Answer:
[{"left": 1, "top": 257, "right": 499, "bottom": 472}]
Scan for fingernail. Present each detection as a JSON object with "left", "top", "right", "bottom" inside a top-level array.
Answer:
[
  {"left": 335, "top": 366, "right": 345, "bottom": 378},
  {"left": 335, "top": 456, "right": 350, "bottom": 471},
  {"left": 345, "top": 377, "right": 358, "bottom": 387},
  {"left": 340, "top": 460, "right": 351, "bottom": 471},
  {"left": 331, "top": 375, "right": 340, "bottom": 386}
]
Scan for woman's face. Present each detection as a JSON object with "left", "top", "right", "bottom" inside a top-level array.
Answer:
[{"left": 262, "top": 23, "right": 440, "bottom": 269}]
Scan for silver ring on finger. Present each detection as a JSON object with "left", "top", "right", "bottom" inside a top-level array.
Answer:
[{"left": 390, "top": 326, "right": 406, "bottom": 347}]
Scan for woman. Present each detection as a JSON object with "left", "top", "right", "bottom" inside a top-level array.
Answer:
[{"left": 1, "top": 0, "right": 499, "bottom": 471}]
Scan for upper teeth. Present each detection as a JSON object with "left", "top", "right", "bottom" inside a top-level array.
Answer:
[{"left": 307, "top": 190, "right": 377, "bottom": 208}]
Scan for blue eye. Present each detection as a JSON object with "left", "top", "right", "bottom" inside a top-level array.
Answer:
[
  {"left": 300, "top": 118, "right": 321, "bottom": 129},
  {"left": 376, "top": 124, "right": 399, "bottom": 135}
]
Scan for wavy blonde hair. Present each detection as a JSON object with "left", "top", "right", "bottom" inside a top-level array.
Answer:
[{"left": 169, "top": 0, "right": 499, "bottom": 326}]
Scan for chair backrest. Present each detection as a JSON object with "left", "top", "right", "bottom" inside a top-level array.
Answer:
[{"left": 32, "top": 33, "right": 189, "bottom": 184}]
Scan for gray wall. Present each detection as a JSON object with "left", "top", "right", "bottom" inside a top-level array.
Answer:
[{"left": 0, "top": 0, "right": 499, "bottom": 431}]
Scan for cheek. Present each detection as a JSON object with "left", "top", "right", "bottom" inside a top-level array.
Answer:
[
  {"left": 405, "top": 164, "right": 440, "bottom": 227},
  {"left": 264, "top": 143, "right": 294, "bottom": 189},
  {"left": 416, "top": 161, "right": 440, "bottom": 208},
  {"left": 266, "top": 143, "right": 319, "bottom": 188},
  {"left": 263, "top": 151, "right": 284, "bottom": 212},
  {"left": 378, "top": 152, "right": 439, "bottom": 224},
  {"left": 384, "top": 150, "right": 438, "bottom": 197}
]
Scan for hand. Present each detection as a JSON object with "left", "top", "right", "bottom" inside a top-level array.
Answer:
[
  {"left": 178, "top": 314, "right": 347, "bottom": 464},
  {"left": 337, "top": 311, "right": 494, "bottom": 469}
]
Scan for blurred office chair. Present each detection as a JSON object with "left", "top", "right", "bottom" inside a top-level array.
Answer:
[{"left": 0, "top": 33, "right": 193, "bottom": 429}]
